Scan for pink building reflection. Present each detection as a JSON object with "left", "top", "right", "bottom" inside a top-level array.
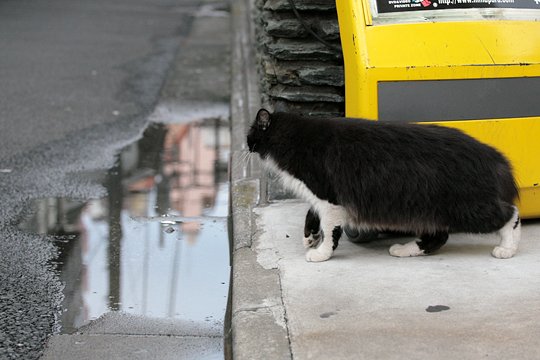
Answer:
[
  {"left": 126, "top": 120, "right": 228, "bottom": 242},
  {"left": 163, "top": 123, "right": 217, "bottom": 238}
]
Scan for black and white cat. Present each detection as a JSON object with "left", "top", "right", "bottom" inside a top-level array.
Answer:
[{"left": 247, "top": 109, "right": 521, "bottom": 262}]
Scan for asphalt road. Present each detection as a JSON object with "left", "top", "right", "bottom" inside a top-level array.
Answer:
[{"left": 0, "top": 1, "right": 206, "bottom": 358}]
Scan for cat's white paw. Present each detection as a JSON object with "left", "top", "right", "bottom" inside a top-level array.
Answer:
[
  {"left": 306, "top": 248, "right": 332, "bottom": 262},
  {"left": 389, "top": 241, "right": 425, "bottom": 257},
  {"left": 492, "top": 246, "right": 517, "bottom": 259}
]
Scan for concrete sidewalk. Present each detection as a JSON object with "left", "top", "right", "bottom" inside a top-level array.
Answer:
[
  {"left": 229, "top": 0, "right": 540, "bottom": 359},
  {"left": 250, "top": 202, "right": 540, "bottom": 359}
]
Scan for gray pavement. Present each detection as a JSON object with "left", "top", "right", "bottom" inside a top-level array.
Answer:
[
  {"left": 0, "top": 0, "right": 194, "bottom": 162},
  {"left": 42, "top": 313, "right": 222, "bottom": 360},
  {"left": 228, "top": 0, "right": 540, "bottom": 358}
]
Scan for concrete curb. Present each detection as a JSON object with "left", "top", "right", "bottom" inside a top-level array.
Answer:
[{"left": 229, "top": 0, "right": 292, "bottom": 358}]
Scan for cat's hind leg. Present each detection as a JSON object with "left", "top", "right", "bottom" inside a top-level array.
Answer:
[
  {"left": 389, "top": 231, "right": 449, "bottom": 257},
  {"left": 492, "top": 205, "right": 521, "bottom": 259},
  {"left": 305, "top": 203, "right": 346, "bottom": 262}
]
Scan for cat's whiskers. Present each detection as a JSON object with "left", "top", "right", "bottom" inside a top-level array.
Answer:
[
  {"left": 245, "top": 151, "right": 254, "bottom": 167},
  {"left": 242, "top": 149, "right": 252, "bottom": 164},
  {"left": 233, "top": 149, "right": 253, "bottom": 172}
]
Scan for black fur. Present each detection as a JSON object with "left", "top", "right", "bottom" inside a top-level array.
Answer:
[
  {"left": 513, "top": 216, "right": 521, "bottom": 229},
  {"left": 332, "top": 226, "right": 342, "bottom": 251},
  {"left": 304, "top": 207, "right": 321, "bottom": 238},
  {"left": 417, "top": 232, "right": 449, "bottom": 254},
  {"left": 247, "top": 109, "right": 518, "bottom": 241}
]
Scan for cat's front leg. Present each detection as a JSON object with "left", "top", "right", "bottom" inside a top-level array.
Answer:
[{"left": 305, "top": 203, "right": 346, "bottom": 262}]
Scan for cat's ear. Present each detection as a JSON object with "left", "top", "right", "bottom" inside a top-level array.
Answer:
[{"left": 256, "top": 108, "right": 271, "bottom": 131}]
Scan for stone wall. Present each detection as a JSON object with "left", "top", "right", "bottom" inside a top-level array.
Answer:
[{"left": 254, "top": 0, "right": 344, "bottom": 116}]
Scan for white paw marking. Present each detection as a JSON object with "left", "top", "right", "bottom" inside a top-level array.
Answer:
[
  {"left": 306, "top": 248, "right": 333, "bottom": 262},
  {"left": 389, "top": 241, "right": 426, "bottom": 257},
  {"left": 492, "top": 246, "right": 517, "bottom": 259},
  {"left": 494, "top": 206, "right": 520, "bottom": 259}
]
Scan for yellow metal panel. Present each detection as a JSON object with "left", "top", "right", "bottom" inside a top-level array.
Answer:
[
  {"left": 371, "top": 64, "right": 540, "bottom": 82},
  {"left": 365, "top": 21, "right": 540, "bottom": 68},
  {"left": 337, "top": 3, "right": 540, "bottom": 118},
  {"left": 336, "top": 0, "right": 376, "bottom": 119},
  {"left": 360, "top": 0, "right": 372, "bottom": 26},
  {"left": 519, "top": 188, "right": 540, "bottom": 219}
]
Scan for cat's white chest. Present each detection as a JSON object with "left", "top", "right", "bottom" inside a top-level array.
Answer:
[{"left": 264, "top": 157, "right": 327, "bottom": 214}]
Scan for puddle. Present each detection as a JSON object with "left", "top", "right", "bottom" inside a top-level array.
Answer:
[{"left": 22, "top": 118, "right": 231, "bottom": 335}]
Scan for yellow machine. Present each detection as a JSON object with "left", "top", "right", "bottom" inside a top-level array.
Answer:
[{"left": 336, "top": 0, "right": 540, "bottom": 218}]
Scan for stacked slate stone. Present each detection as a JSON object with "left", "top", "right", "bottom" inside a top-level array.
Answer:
[{"left": 255, "top": 0, "right": 345, "bottom": 116}]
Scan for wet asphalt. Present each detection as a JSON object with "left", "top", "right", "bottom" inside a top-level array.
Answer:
[{"left": 0, "top": 1, "right": 226, "bottom": 358}]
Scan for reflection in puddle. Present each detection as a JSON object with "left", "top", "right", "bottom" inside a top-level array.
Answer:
[
  {"left": 25, "top": 119, "right": 230, "bottom": 336},
  {"left": 79, "top": 190, "right": 228, "bottom": 325}
]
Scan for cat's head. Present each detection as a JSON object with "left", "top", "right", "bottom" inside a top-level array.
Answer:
[{"left": 247, "top": 108, "right": 272, "bottom": 158}]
